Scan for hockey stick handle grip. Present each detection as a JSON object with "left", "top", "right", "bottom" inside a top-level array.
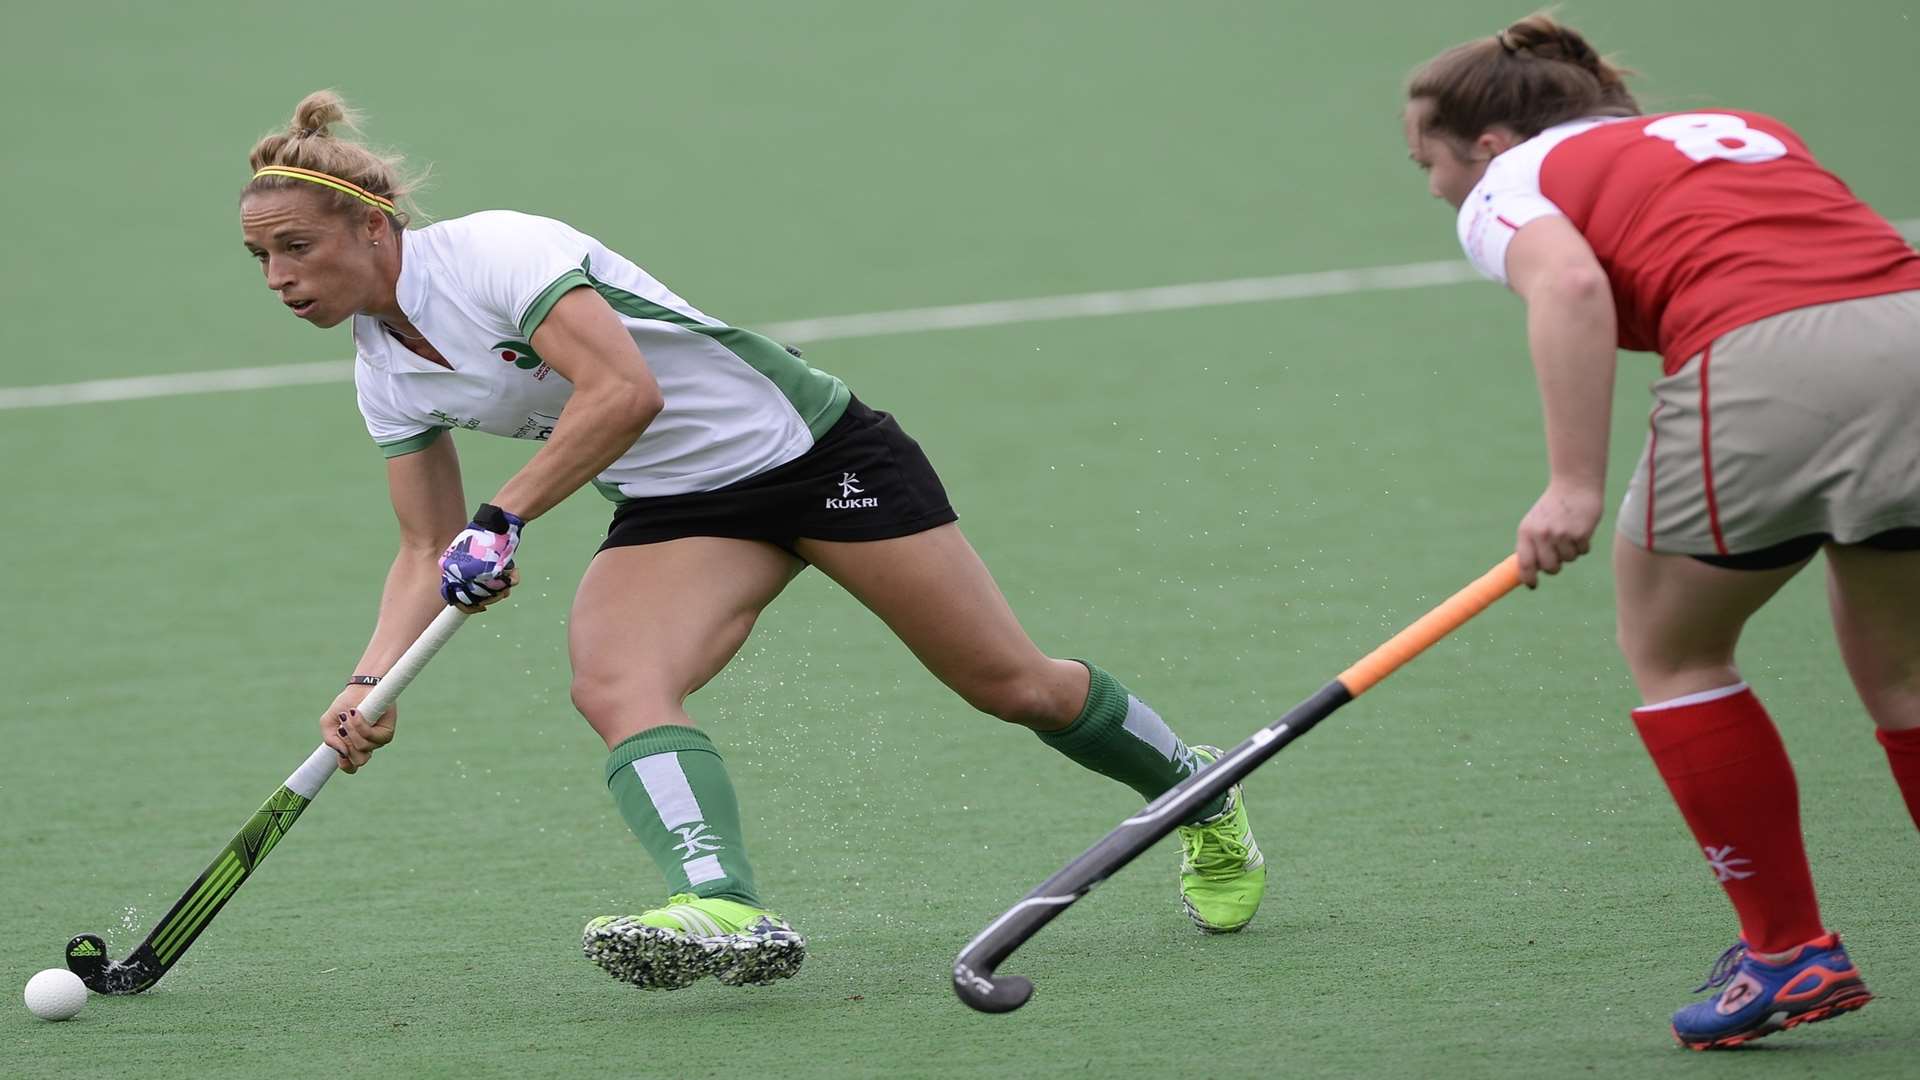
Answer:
[
  {"left": 287, "top": 606, "right": 471, "bottom": 798},
  {"left": 1336, "top": 555, "right": 1520, "bottom": 696},
  {"left": 353, "top": 606, "right": 471, "bottom": 720}
]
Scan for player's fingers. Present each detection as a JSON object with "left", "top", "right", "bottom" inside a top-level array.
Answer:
[
  {"left": 343, "top": 709, "right": 372, "bottom": 748},
  {"left": 1535, "top": 536, "right": 1564, "bottom": 577},
  {"left": 1555, "top": 535, "right": 1583, "bottom": 568},
  {"left": 457, "top": 577, "right": 501, "bottom": 610},
  {"left": 341, "top": 712, "right": 379, "bottom": 754},
  {"left": 474, "top": 572, "right": 516, "bottom": 610},
  {"left": 1514, "top": 537, "right": 1539, "bottom": 589},
  {"left": 348, "top": 708, "right": 395, "bottom": 748},
  {"left": 323, "top": 716, "right": 352, "bottom": 765}
]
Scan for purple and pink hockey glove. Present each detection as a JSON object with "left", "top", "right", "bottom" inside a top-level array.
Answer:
[{"left": 439, "top": 503, "right": 524, "bottom": 606}]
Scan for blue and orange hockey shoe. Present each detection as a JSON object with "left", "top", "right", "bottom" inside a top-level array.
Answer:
[{"left": 1671, "top": 934, "right": 1873, "bottom": 1049}]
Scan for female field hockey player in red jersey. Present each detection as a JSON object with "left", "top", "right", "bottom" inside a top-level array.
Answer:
[{"left": 1402, "top": 14, "right": 1920, "bottom": 1049}]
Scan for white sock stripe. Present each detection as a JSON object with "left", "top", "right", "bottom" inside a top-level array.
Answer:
[
  {"left": 1637, "top": 683, "right": 1750, "bottom": 713},
  {"left": 682, "top": 855, "right": 726, "bottom": 886},
  {"left": 1120, "top": 695, "right": 1182, "bottom": 762},
  {"left": 631, "top": 754, "right": 705, "bottom": 830}
]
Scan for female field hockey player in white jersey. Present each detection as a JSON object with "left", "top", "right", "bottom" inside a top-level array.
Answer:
[
  {"left": 239, "top": 91, "right": 1265, "bottom": 991},
  {"left": 1403, "top": 15, "right": 1920, "bottom": 1049}
]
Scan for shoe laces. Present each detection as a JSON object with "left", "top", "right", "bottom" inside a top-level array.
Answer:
[
  {"left": 1693, "top": 941, "right": 1747, "bottom": 994},
  {"left": 1180, "top": 797, "right": 1251, "bottom": 879}
]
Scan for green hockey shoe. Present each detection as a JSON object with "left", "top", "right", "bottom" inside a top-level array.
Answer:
[
  {"left": 584, "top": 893, "right": 806, "bottom": 990},
  {"left": 1177, "top": 746, "right": 1266, "bottom": 933}
]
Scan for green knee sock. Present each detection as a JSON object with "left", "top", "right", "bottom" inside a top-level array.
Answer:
[
  {"left": 1036, "top": 662, "right": 1227, "bottom": 823},
  {"left": 605, "top": 725, "right": 762, "bottom": 907}
]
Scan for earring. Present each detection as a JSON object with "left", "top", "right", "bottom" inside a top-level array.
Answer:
[{"left": 372, "top": 240, "right": 381, "bottom": 246}]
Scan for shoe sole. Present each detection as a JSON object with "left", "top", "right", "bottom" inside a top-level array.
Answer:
[
  {"left": 1675, "top": 986, "right": 1875, "bottom": 1050},
  {"left": 712, "top": 925, "right": 808, "bottom": 986},
  {"left": 584, "top": 921, "right": 720, "bottom": 991},
  {"left": 1181, "top": 894, "right": 1255, "bottom": 935},
  {"left": 583, "top": 918, "right": 808, "bottom": 991}
]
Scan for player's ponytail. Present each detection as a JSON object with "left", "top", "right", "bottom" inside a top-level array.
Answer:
[
  {"left": 242, "top": 90, "right": 425, "bottom": 226},
  {"left": 1409, "top": 12, "right": 1639, "bottom": 145},
  {"left": 1495, "top": 14, "right": 1633, "bottom": 97}
]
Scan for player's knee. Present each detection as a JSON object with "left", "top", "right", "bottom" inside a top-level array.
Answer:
[
  {"left": 570, "top": 670, "right": 673, "bottom": 730},
  {"left": 1617, "top": 631, "right": 1740, "bottom": 702},
  {"left": 1617, "top": 622, "right": 1709, "bottom": 679},
  {"left": 1857, "top": 668, "right": 1920, "bottom": 726},
  {"left": 963, "top": 672, "right": 1075, "bottom": 729},
  {"left": 1615, "top": 625, "right": 1663, "bottom": 681}
]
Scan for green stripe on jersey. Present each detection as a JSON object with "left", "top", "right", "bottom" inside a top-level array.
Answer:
[
  {"left": 378, "top": 427, "right": 448, "bottom": 458},
  {"left": 573, "top": 259, "right": 850, "bottom": 440},
  {"left": 518, "top": 269, "right": 592, "bottom": 341}
]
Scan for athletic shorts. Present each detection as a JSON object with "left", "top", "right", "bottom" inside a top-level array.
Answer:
[
  {"left": 1618, "top": 289, "right": 1920, "bottom": 570},
  {"left": 600, "top": 396, "right": 958, "bottom": 552}
]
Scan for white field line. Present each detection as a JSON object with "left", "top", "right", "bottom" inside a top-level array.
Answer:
[{"left": 7, "top": 217, "right": 1916, "bottom": 411}]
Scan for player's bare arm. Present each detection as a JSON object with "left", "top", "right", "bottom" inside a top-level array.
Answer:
[
  {"left": 490, "top": 287, "right": 664, "bottom": 522},
  {"left": 1505, "top": 216, "right": 1615, "bottom": 585},
  {"left": 321, "top": 432, "right": 483, "bottom": 771}
]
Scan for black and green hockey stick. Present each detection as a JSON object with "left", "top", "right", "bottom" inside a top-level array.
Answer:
[{"left": 64, "top": 606, "right": 469, "bottom": 994}]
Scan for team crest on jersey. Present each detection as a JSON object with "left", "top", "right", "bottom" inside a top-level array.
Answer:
[{"left": 491, "top": 340, "right": 552, "bottom": 379}]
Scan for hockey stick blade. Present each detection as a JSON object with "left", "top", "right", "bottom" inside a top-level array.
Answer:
[
  {"left": 64, "top": 606, "right": 469, "bottom": 993},
  {"left": 952, "top": 557, "right": 1522, "bottom": 1012}
]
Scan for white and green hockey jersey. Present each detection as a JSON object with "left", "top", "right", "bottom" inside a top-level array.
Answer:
[{"left": 351, "top": 210, "right": 849, "bottom": 499}]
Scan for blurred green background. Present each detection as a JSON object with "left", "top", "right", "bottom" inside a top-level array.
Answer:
[{"left": 5, "top": 2, "right": 1918, "bottom": 1077}]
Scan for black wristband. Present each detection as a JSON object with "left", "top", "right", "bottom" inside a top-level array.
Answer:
[
  {"left": 473, "top": 502, "right": 517, "bottom": 533},
  {"left": 347, "top": 675, "right": 381, "bottom": 687}
]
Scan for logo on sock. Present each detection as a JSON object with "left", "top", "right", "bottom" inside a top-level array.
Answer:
[
  {"left": 1175, "top": 743, "right": 1200, "bottom": 776},
  {"left": 673, "top": 823, "right": 725, "bottom": 858},
  {"left": 827, "top": 471, "right": 879, "bottom": 510},
  {"left": 1703, "top": 844, "right": 1755, "bottom": 882}
]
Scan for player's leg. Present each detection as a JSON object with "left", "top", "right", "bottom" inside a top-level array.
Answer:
[
  {"left": 1614, "top": 541, "right": 1820, "bottom": 952},
  {"left": 1614, "top": 316, "right": 1846, "bottom": 953},
  {"left": 1616, "top": 540, "right": 1870, "bottom": 1046},
  {"left": 794, "top": 525, "right": 1264, "bottom": 932},
  {"left": 1825, "top": 539, "right": 1920, "bottom": 830},
  {"left": 569, "top": 537, "right": 808, "bottom": 989},
  {"left": 1623, "top": 300, "right": 1920, "bottom": 1045}
]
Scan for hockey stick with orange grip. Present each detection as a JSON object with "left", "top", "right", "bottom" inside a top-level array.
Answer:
[{"left": 953, "top": 556, "right": 1524, "bottom": 1012}]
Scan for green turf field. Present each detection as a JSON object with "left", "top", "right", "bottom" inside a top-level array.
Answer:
[{"left": 5, "top": 1, "right": 1919, "bottom": 1076}]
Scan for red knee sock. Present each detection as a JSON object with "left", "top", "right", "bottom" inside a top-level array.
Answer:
[
  {"left": 1631, "top": 685, "right": 1826, "bottom": 953},
  {"left": 1875, "top": 726, "right": 1920, "bottom": 832}
]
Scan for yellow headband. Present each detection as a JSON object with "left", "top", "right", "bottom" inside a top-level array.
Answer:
[{"left": 251, "top": 165, "right": 398, "bottom": 214}]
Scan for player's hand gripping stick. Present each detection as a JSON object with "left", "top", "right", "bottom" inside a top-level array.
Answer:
[{"left": 439, "top": 503, "right": 523, "bottom": 607}]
